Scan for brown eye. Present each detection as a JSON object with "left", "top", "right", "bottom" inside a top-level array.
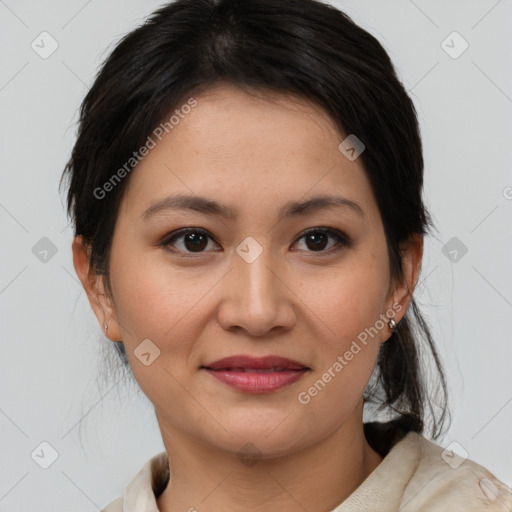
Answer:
[
  {"left": 304, "top": 231, "right": 329, "bottom": 251},
  {"left": 294, "top": 228, "right": 350, "bottom": 253},
  {"left": 161, "top": 229, "right": 217, "bottom": 254},
  {"left": 182, "top": 232, "right": 209, "bottom": 252}
]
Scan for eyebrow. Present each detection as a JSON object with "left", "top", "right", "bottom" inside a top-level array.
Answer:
[{"left": 142, "top": 193, "right": 365, "bottom": 220}]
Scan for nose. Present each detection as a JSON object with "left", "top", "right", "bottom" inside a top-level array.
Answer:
[{"left": 216, "top": 245, "right": 296, "bottom": 338}]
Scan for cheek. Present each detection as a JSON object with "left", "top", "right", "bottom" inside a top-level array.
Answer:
[
  {"left": 108, "top": 246, "right": 213, "bottom": 347},
  {"left": 296, "top": 270, "right": 385, "bottom": 433},
  {"left": 107, "top": 251, "right": 211, "bottom": 400},
  {"left": 292, "top": 247, "right": 388, "bottom": 415},
  {"left": 300, "top": 251, "right": 390, "bottom": 347}
]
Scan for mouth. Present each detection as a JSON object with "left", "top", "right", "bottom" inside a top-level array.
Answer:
[
  {"left": 202, "top": 355, "right": 309, "bottom": 371},
  {"left": 201, "top": 355, "right": 310, "bottom": 393},
  {"left": 206, "top": 367, "right": 301, "bottom": 372}
]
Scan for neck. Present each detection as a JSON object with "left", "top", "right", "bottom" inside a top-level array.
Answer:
[{"left": 156, "top": 405, "right": 383, "bottom": 512}]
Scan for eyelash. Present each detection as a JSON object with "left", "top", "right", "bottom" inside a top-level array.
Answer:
[{"left": 159, "top": 227, "right": 351, "bottom": 258}]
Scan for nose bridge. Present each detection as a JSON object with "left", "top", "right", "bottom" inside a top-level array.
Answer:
[
  {"left": 238, "top": 245, "right": 276, "bottom": 306},
  {"left": 217, "top": 239, "right": 294, "bottom": 336}
]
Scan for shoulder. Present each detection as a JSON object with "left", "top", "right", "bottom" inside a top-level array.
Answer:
[
  {"left": 399, "top": 432, "right": 512, "bottom": 511},
  {"left": 101, "top": 451, "right": 169, "bottom": 512},
  {"left": 102, "top": 496, "right": 123, "bottom": 512}
]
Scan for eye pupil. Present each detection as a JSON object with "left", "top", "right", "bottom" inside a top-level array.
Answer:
[
  {"left": 306, "top": 232, "right": 328, "bottom": 251},
  {"left": 185, "top": 232, "right": 208, "bottom": 251}
]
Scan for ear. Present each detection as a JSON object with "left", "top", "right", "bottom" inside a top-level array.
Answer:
[
  {"left": 72, "top": 236, "right": 123, "bottom": 342},
  {"left": 387, "top": 233, "right": 423, "bottom": 323}
]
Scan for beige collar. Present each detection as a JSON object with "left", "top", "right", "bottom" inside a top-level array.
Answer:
[{"left": 103, "top": 427, "right": 512, "bottom": 512}]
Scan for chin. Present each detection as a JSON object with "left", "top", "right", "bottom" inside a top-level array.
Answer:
[{"left": 203, "top": 409, "right": 314, "bottom": 458}]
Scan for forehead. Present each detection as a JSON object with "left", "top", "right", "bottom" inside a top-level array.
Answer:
[
  {"left": 119, "top": 83, "right": 378, "bottom": 224},
  {"left": 174, "top": 83, "right": 343, "bottom": 162}
]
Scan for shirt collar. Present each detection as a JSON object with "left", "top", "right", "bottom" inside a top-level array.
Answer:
[{"left": 121, "top": 421, "right": 416, "bottom": 512}]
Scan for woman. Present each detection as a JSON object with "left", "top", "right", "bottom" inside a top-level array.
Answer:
[{"left": 60, "top": 0, "right": 511, "bottom": 510}]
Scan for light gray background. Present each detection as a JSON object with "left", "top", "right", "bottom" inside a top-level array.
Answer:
[{"left": 1, "top": 0, "right": 511, "bottom": 510}]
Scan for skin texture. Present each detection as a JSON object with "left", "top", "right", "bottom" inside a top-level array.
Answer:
[{"left": 73, "top": 82, "right": 423, "bottom": 512}]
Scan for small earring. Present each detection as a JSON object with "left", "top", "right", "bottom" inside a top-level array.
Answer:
[
  {"left": 104, "top": 322, "right": 108, "bottom": 332},
  {"left": 389, "top": 318, "right": 396, "bottom": 331}
]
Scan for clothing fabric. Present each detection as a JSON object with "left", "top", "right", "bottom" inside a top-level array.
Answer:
[{"left": 102, "top": 421, "right": 512, "bottom": 512}]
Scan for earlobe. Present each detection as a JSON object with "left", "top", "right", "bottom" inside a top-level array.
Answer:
[
  {"left": 71, "top": 236, "right": 123, "bottom": 342},
  {"left": 388, "top": 234, "right": 424, "bottom": 321}
]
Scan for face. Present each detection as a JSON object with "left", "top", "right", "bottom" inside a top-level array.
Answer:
[{"left": 75, "top": 82, "right": 420, "bottom": 458}]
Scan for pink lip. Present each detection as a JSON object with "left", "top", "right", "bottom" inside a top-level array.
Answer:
[{"left": 201, "top": 355, "right": 310, "bottom": 394}]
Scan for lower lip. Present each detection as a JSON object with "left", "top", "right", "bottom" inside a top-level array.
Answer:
[{"left": 203, "top": 369, "right": 308, "bottom": 393}]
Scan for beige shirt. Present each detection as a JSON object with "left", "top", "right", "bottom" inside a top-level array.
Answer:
[{"left": 102, "top": 424, "right": 512, "bottom": 511}]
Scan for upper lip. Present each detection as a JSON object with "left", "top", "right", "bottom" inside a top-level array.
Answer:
[{"left": 202, "top": 355, "right": 309, "bottom": 371}]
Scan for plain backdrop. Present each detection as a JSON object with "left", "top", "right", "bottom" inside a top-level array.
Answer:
[{"left": 1, "top": 0, "right": 511, "bottom": 510}]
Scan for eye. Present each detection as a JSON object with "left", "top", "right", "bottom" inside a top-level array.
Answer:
[
  {"left": 160, "top": 227, "right": 350, "bottom": 256},
  {"left": 160, "top": 228, "right": 219, "bottom": 255},
  {"left": 292, "top": 227, "right": 350, "bottom": 253}
]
